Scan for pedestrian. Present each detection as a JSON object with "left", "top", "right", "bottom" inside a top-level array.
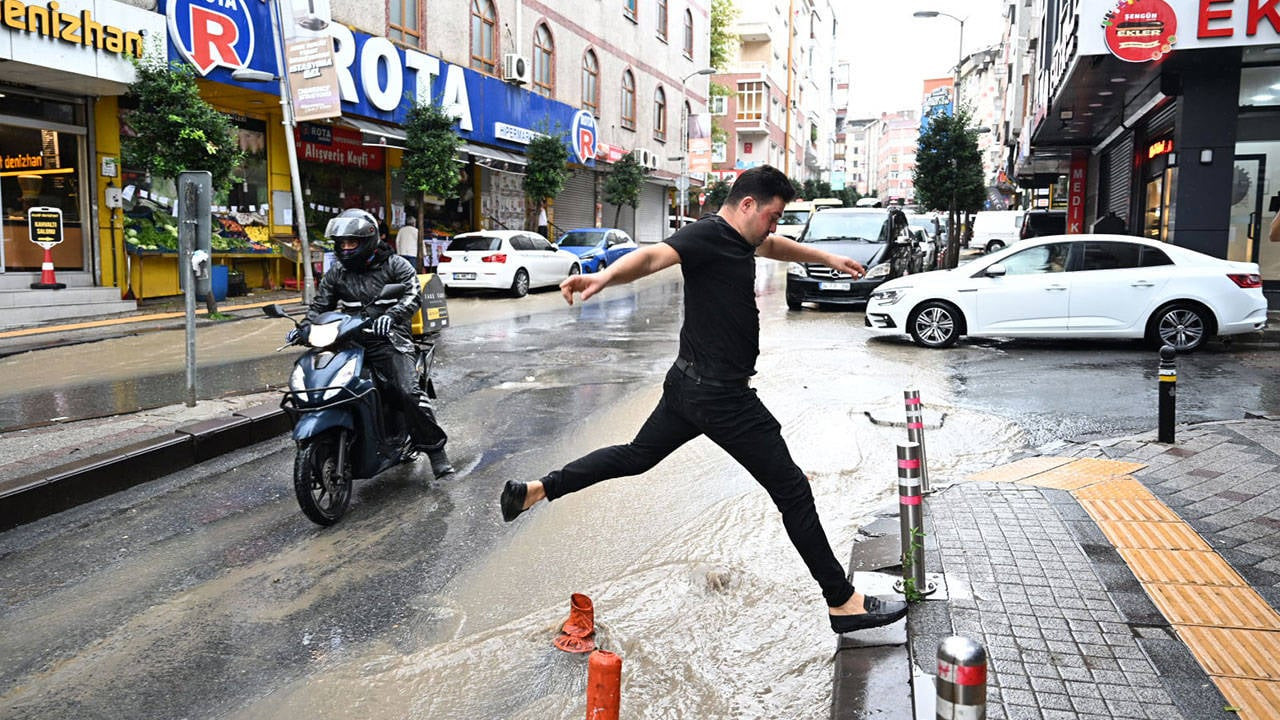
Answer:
[
  {"left": 498, "top": 165, "right": 908, "bottom": 633},
  {"left": 536, "top": 202, "right": 549, "bottom": 240},
  {"left": 396, "top": 215, "right": 421, "bottom": 271},
  {"left": 1092, "top": 211, "right": 1126, "bottom": 234}
]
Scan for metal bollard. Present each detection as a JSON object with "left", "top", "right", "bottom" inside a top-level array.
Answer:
[
  {"left": 894, "top": 442, "right": 935, "bottom": 597},
  {"left": 904, "top": 389, "right": 931, "bottom": 493},
  {"left": 1158, "top": 345, "right": 1176, "bottom": 444},
  {"left": 937, "top": 636, "right": 987, "bottom": 720},
  {"left": 585, "top": 649, "right": 622, "bottom": 720}
]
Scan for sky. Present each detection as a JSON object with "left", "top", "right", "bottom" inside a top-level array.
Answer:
[{"left": 837, "top": 0, "right": 1007, "bottom": 118}]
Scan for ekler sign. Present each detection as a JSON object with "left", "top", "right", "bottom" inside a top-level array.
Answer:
[{"left": 161, "top": 0, "right": 593, "bottom": 163}]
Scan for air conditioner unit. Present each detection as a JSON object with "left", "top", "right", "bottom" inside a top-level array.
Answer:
[
  {"left": 502, "top": 54, "right": 530, "bottom": 85},
  {"left": 633, "top": 148, "right": 652, "bottom": 167}
]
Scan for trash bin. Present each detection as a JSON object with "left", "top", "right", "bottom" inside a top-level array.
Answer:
[
  {"left": 198, "top": 264, "right": 229, "bottom": 302},
  {"left": 227, "top": 269, "right": 247, "bottom": 297}
]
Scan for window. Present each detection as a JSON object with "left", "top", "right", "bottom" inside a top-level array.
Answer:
[
  {"left": 1079, "top": 241, "right": 1173, "bottom": 271},
  {"left": 624, "top": 0, "right": 636, "bottom": 22},
  {"left": 737, "top": 81, "right": 765, "bottom": 121},
  {"left": 654, "top": 86, "right": 667, "bottom": 142},
  {"left": 656, "top": 0, "right": 668, "bottom": 41},
  {"left": 388, "top": 0, "right": 419, "bottom": 45},
  {"left": 1001, "top": 243, "right": 1071, "bottom": 275},
  {"left": 709, "top": 95, "right": 726, "bottom": 115},
  {"left": 511, "top": 235, "right": 535, "bottom": 251},
  {"left": 533, "top": 23, "right": 554, "bottom": 97},
  {"left": 582, "top": 50, "right": 599, "bottom": 114},
  {"left": 621, "top": 70, "right": 636, "bottom": 130},
  {"left": 470, "top": 0, "right": 497, "bottom": 73},
  {"left": 683, "top": 10, "right": 694, "bottom": 57}
]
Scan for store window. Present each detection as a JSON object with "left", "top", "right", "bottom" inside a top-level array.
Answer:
[
  {"left": 295, "top": 124, "right": 387, "bottom": 244},
  {"left": 1140, "top": 143, "right": 1174, "bottom": 244},
  {"left": 582, "top": 50, "right": 599, "bottom": 115},
  {"left": 470, "top": 0, "right": 497, "bottom": 74}
]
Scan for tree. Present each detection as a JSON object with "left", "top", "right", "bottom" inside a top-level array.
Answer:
[
  {"left": 913, "top": 108, "right": 986, "bottom": 268},
  {"left": 122, "top": 57, "right": 244, "bottom": 195},
  {"left": 702, "top": 178, "right": 732, "bottom": 214},
  {"left": 402, "top": 101, "right": 462, "bottom": 235},
  {"left": 709, "top": 0, "right": 739, "bottom": 71},
  {"left": 603, "top": 152, "right": 647, "bottom": 227},
  {"left": 523, "top": 131, "right": 570, "bottom": 231}
]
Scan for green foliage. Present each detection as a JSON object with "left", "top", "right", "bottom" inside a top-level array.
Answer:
[
  {"left": 402, "top": 102, "right": 462, "bottom": 200},
  {"left": 789, "top": 177, "right": 803, "bottom": 198},
  {"left": 835, "top": 187, "right": 863, "bottom": 207},
  {"left": 913, "top": 108, "right": 986, "bottom": 214},
  {"left": 603, "top": 152, "right": 647, "bottom": 225},
  {"left": 523, "top": 131, "right": 569, "bottom": 202},
  {"left": 703, "top": 178, "right": 731, "bottom": 212},
  {"left": 710, "top": 0, "right": 739, "bottom": 71},
  {"left": 709, "top": 82, "right": 731, "bottom": 97},
  {"left": 122, "top": 57, "right": 244, "bottom": 193}
]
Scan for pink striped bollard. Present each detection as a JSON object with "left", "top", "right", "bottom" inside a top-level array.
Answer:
[
  {"left": 937, "top": 636, "right": 987, "bottom": 719},
  {"left": 904, "top": 389, "right": 931, "bottom": 493},
  {"left": 895, "top": 442, "right": 935, "bottom": 597}
]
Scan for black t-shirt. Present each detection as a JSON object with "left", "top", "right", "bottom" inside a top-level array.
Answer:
[{"left": 663, "top": 214, "right": 759, "bottom": 380}]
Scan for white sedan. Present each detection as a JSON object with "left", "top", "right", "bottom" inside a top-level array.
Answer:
[
  {"left": 865, "top": 234, "right": 1268, "bottom": 352},
  {"left": 438, "top": 230, "right": 581, "bottom": 298}
]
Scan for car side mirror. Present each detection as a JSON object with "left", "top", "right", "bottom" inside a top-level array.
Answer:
[
  {"left": 548, "top": 244, "right": 559, "bottom": 251},
  {"left": 985, "top": 263, "right": 1007, "bottom": 277}
]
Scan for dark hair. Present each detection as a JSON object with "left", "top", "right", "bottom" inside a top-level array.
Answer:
[{"left": 724, "top": 165, "right": 795, "bottom": 208}]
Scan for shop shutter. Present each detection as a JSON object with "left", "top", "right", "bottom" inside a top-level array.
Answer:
[
  {"left": 1103, "top": 134, "right": 1134, "bottom": 220},
  {"left": 603, "top": 201, "right": 636, "bottom": 236},
  {"left": 635, "top": 182, "right": 668, "bottom": 244},
  {"left": 552, "top": 170, "right": 597, "bottom": 236},
  {"left": 1146, "top": 100, "right": 1177, "bottom": 139}
]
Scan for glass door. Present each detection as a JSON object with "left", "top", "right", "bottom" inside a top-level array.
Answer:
[{"left": 1228, "top": 155, "right": 1266, "bottom": 263}]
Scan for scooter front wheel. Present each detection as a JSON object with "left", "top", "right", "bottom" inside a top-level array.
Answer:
[{"left": 294, "top": 429, "right": 352, "bottom": 526}]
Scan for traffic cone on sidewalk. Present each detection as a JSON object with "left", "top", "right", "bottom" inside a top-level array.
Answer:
[
  {"left": 552, "top": 593, "right": 596, "bottom": 653},
  {"left": 30, "top": 246, "right": 65, "bottom": 289}
]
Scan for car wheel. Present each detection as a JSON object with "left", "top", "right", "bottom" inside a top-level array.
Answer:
[
  {"left": 908, "top": 301, "right": 961, "bottom": 348},
  {"left": 787, "top": 298, "right": 803, "bottom": 311},
  {"left": 1149, "top": 303, "right": 1210, "bottom": 352},
  {"left": 985, "top": 240, "right": 1005, "bottom": 253},
  {"left": 510, "top": 269, "right": 530, "bottom": 298},
  {"left": 568, "top": 263, "right": 581, "bottom": 276}
]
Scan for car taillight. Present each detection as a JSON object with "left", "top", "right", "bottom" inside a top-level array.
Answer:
[
  {"left": 481, "top": 253, "right": 507, "bottom": 263},
  {"left": 438, "top": 254, "right": 452, "bottom": 263},
  {"left": 1228, "top": 273, "right": 1262, "bottom": 288}
]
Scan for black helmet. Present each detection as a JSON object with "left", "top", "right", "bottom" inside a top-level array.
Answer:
[{"left": 326, "top": 209, "right": 379, "bottom": 271}]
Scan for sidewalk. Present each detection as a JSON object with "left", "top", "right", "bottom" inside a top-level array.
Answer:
[{"left": 836, "top": 418, "right": 1280, "bottom": 719}]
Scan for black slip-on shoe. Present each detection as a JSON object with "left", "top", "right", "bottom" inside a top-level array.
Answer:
[
  {"left": 500, "top": 480, "right": 528, "bottom": 522},
  {"left": 428, "top": 449, "right": 455, "bottom": 478},
  {"left": 829, "top": 595, "right": 908, "bottom": 633}
]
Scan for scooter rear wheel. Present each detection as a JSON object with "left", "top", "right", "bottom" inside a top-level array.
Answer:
[{"left": 294, "top": 429, "right": 352, "bottom": 526}]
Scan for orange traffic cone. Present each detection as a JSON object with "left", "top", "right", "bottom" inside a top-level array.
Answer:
[
  {"left": 553, "top": 593, "right": 596, "bottom": 654},
  {"left": 30, "top": 246, "right": 65, "bottom": 289}
]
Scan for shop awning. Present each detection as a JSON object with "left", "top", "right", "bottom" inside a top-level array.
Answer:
[
  {"left": 461, "top": 143, "right": 527, "bottom": 166},
  {"left": 341, "top": 116, "right": 408, "bottom": 149}
]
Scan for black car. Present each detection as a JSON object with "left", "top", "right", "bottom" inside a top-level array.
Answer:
[
  {"left": 1020, "top": 209, "right": 1066, "bottom": 240},
  {"left": 785, "top": 207, "right": 915, "bottom": 310}
]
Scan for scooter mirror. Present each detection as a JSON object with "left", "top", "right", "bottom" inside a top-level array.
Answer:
[
  {"left": 263, "top": 304, "right": 290, "bottom": 319},
  {"left": 378, "top": 283, "right": 407, "bottom": 300}
]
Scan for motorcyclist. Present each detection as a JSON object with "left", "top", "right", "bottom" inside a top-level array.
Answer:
[{"left": 298, "top": 208, "right": 455, "bottom": 478}]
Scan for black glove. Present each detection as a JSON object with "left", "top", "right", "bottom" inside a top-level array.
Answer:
[
  {"left": 371, "top": 314, "right": 395, "bottom": 337},
  {"left": 286, "top": 323, "right": 309, "bottom": 344}
]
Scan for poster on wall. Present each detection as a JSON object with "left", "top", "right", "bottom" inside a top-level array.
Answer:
[
  {"left": 282, "top": 0, "right": 341, "bottom": 121},
  {"left": 688, "top": 113, "right": 712, "bottom": 174}
]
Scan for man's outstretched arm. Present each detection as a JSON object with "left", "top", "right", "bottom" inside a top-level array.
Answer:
[
  {"left": 560, "top": 242, "right": 681, "bottom": 305},
  {"left": 755, "top": 233, "right": 865, "bottom": 277}
]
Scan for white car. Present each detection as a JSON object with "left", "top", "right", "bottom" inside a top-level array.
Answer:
[
  {"left": 438, "top": 230, "right": 581, "bottom": 297},
  {"left": 865, "top": 234, "right": 1268, "bottom": 352}
]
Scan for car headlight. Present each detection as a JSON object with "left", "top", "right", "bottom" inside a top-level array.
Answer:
[
  {"left": 323, "top": 356, "right": 360, "bottom": 400},
  {"left": 864, "top": 263, "right": 891, "bottom": 280},
  {"left": 582, "top": 250, "right": 601, "bottom": 259},
  {"left": 787, "top": 262, "right": 808, "bottom": 277},
  {"left": 870, "top": 287, "right": 910, "bottom": 305},
  {"left": 289, "top": 364, "right": 306, "bottom": 392}
]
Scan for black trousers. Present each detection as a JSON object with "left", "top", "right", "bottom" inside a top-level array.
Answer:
[
  {"left": 542, "top": 365, "right": 856, "bottom": 607},
  {"left": 364, "top": 342, "right": 447, "bottom": 452}
]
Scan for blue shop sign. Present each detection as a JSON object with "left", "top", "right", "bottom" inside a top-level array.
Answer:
[{"left": 161, "top": 0, "right": 592, "bottom": 165}]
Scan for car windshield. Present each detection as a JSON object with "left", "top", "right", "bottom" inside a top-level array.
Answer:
[
  {"left": 804, "top": 213, "right": 888, "bottom": 242},
  {"left": 448, "top": 236, "right": 502, "bottom": 252},
  {"left": 907, "top": 218, "right": 935, "bottom": 236},
  {"left": 558, "top": 230, "right": 606, "bottom": 248},
  {"left": 781, "top": 210, "right": 810, "bottom": 225}
]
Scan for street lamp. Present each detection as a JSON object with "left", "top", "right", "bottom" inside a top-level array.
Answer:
[
  {"left": 914, "top": 9, "right": 967, "bottom": 268},
  {"left": 231, "top": 0, "right": 315, "bottom": 305},
  {"left": 678, "top": 67, "right": 715, "bottom": 229},
  {"left": 913, "top": 10, "right": 966, "bottom": 100}
]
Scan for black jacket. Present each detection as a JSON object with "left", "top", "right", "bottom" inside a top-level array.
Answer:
[{"left": 308, "top": 245, "right": 421, "bottom": 354}]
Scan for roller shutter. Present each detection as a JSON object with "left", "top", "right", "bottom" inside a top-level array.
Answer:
[
  {"left": 1102, "top": 134, "right": 1134, "bottom": 221},
  {"left": 635, "top": 182, "right": 668, "bottom": 244},
  {"left": 552, "top": 169, "right": 597, "bottom": 237},
  {"left": 603, "top": 199, "right": 636, "bottom": 236}
]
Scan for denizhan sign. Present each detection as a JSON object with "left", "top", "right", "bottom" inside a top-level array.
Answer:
[{"left": 162, "top": 0, "right": 592, "bottom": 164}]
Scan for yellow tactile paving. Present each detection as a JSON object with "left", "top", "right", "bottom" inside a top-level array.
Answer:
[
  {"left": 1096, "top": 520, "right": 1212, "bottom": 551},
  {"left": 1174, "top": 626, "right": 1280, "bottom": 680},
  {"left": 1018, "top": 458, "right": 1149, "bottom": 490},
  {"left": 1145, "top": 584, "right": 1280, "bottom": 629},
  {"left": 1074, "top": 477, "right": 1155, "bottom": 501},
  {"left": 1212, "top": 678, "right": 1280, "bottom": 718},
  {"left": 1059, "top": 457, "right": 1149, "bottom": 477},
  {"left": 1016, "top": 473, "right": 1108, "bottom": 491},
  {"left": 962, "top": 456, "right": 1074, "bottom": 483},
  {"left": 1118, "top": 548, "right": 1249, "bottom": 586},
  {"left": 1077, "top": 497, "right": 1183, "bottom": 522}
]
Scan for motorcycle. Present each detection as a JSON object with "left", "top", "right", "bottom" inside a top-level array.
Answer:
[{"left": 264, "top": 284, "right": 437, "bottom": 526}]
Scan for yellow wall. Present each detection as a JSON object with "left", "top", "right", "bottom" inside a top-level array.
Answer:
[{"left": 93, "top": 96, "right": 127, "bottom": 298}]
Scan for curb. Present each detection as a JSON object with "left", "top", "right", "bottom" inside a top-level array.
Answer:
[{"left": 0, "top": 404, "right": 290, "bottom": 531}]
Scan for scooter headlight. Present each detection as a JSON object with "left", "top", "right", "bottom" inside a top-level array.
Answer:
[
  {"left": 323, "top": 356, "right": 360, "bottom": 400},
  {"left": 289, "top": 364, "right": 306, "bottom": 392}
]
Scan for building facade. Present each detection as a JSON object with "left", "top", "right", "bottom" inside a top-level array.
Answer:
[{"left": 874, "top": 110, "right": 920, "bottom": 204}]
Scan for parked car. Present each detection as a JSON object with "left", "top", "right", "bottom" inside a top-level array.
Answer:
[
  {"left": 865, "top": 234, "right": 1268, "bottom": 351},
  {"left": 785, "top": 207, "right": 915, "bottom": 310},
  {"left": 906, "top": 213, "right": 945, "bottom": 270},
  {"left": 777, "top": 201, "right": 813, "bottom": 240},
  {"left": 971, "top": 210, "right": 1026, "bottom": 253},
  {"left": 438, "top": 230, "right": 581, "bottom": 297},
  {"left": 556, "top": 227, "right": 637, "bottom": 272},
  {"left": 1020, "top": 209, "right": 1067, "bottom": 240}
]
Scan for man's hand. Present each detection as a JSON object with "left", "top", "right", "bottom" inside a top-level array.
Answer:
[
  {"left": 828, "top": 253, "right": 866, "bottom": 280},
  {"left": 286, "top": 322, "right": 309, "bottom": 344},
  {"left": 560, "top": 272, "right": 609, "bottom": 306},
  {"left": 371, "top": 314, "right": 395, "bottom": 337}
]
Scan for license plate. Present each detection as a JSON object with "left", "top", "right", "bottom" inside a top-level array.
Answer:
[
  {"left": 453, "top": 272, "right": 476, "bottom": 280},
  {"left": 819, "top": 281, "right": 851, "bottom": 291}
]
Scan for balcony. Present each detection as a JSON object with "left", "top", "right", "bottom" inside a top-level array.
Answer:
[
  {"left": 734, "top": 117, "right": 770, "bottom": 135},
  {"left": 736, "top": 21, "right": 771, "bottom": 43}
]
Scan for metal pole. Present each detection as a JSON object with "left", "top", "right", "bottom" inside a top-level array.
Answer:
[
  {"left": 937, "top": 636, "right": 986, "bottom": 720},
  {"left": 180, "top": 182, "right": 197, "bottom": 408},
  {"left": 1158, "top": 345, "right": 1176, "bottom": 443},
  {"left": 904, "top": 388, "right": 931, "bottom": 493},
  {"left": 269, "top": 0, "right": 315, "bottom": 305},
  {"left": 894, "top": 442, "right": 935, "bottom": 597},
  {"left": 679, "top": 77, "right": 688, "bottom": 230}
]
